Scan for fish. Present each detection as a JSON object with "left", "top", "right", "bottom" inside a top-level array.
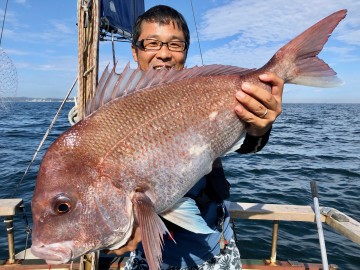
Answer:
[{"left": 31, "top": 9, "right": 347, "bottom": 270}]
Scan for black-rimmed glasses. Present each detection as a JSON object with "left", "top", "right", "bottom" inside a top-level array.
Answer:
[{"left": 135, "top": 39, "right": 187, "bottom": 52}]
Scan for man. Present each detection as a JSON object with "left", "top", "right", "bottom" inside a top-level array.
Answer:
[{"left": 107, "top": 5, "right": 284, "bottom": 270}]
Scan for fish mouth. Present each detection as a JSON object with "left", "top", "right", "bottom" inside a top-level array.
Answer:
[{"left": 31, "top": 242, "right": 73, "bottom": 264}]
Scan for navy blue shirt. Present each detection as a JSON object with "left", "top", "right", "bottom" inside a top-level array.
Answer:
[
  {"left": 159, "top": 176, "right": 233, "bottom": 267},
  {"left": 138, "top": 176, "right": 232, "bottom": 267}
]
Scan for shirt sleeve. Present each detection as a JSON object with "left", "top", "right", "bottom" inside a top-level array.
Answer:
[{"left": 235, "top": 127, "right": 272, "bottom": 154}]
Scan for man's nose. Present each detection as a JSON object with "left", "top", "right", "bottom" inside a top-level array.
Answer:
[{"left": 156, "top": 44, "right": 172, "bottom": 59}]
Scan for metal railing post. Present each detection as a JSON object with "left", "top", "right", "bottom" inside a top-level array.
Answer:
[
  {"left": 4, "top": 216, "right": 15, "bottom": 264},
  {"left": 270, "top": 220, "right": 280, "bottom": 264}
]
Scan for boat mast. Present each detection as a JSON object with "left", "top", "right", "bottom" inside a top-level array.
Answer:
[{"left": 77, "top": 0, "right": 100, "bottom": 120}]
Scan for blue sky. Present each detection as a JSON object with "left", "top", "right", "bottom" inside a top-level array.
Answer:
[{"left": 1, "top": 0, "right": 359, "bottom": 103}]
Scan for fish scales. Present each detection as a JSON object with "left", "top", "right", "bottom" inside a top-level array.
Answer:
[{"left": 87, "top": 74, "right": 245, "bottom": 211}]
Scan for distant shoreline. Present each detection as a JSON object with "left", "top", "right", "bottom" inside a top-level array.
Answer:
[
  {"left": 1, "top": 97, "right": 74, "bottom": 102},
  {"left": 1, "top": 97, "right": 359, "bottom": 104}
]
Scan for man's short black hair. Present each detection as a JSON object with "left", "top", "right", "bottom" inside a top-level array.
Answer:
[{"left": 132, "top": 5, "right": 190, "bottom": 51}]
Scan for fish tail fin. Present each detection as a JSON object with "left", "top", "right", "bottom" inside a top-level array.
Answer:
[{"left": 265, "top": 9, "right": 347, "bottom": 88}]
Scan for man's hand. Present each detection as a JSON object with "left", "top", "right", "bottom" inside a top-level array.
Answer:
[
  {"left": 234, "top": 72, "right": 284, "bottom": 137},
  {"left": 104, "top": 225, "right": 141, "bottom": 256}
]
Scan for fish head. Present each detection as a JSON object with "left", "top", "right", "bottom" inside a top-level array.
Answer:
[{"left": 31, "top": 141, "right": 134, "bottom": 264}]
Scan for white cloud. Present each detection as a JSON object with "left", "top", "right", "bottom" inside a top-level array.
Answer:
[
  {"left": 198, "top": 0, "right": 358, "bottom": 45},
  {"left": 32, "top": 19, "right": 76, "bottom": 46},
  {"left": 1, "top": 6, "right": 76, "bottom": 46},
  {"left": 186, "top": 0, "right": 360, "bottom": 103},
  {"left": 337, "top": 29, "right": 360, "bottom": 45},
  {"left": 324, "top": 45, "right": 360, "bottom": 62},
  {"left": 14, "top": 0, "right": 27, "bottom": 4},
  {"left": 187, "top": 0, "right": 360, "bottom": 67},
  {"left": 188, "top": 37, "right": 279, "bottom": 68},
  {"left": 2, "top": 49, "right": 29, "bottom": 56},
  {"left": 51, "top": 21, "right": 73, "bottom": 35}
]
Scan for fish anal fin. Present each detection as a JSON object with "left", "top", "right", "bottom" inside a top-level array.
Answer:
[{"left": 132, "top": 192, "right": 169, "bottom": 270}]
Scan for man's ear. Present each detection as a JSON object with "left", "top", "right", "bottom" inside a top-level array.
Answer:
[{"left": 131, "top": 45, "right": 138, "bottom": 63}]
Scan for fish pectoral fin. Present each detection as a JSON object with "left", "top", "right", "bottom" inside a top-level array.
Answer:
[
  {"left": 160, "top": 197, "right": 216, "bottom": 234},
  {"left": 132, "top": 192, "right": 169, "bottom": 270}
]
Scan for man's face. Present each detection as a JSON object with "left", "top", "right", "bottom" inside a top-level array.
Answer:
[{"left": 132, "top": 21, "right": 187, "bottom": 71}]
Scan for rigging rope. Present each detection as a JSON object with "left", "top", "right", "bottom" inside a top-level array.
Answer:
[
  {"left": 111, "top": 31, "right": 116, "bottom": 67},
  {"left": 189, "top": 0, "right": 204, "bottom": 66},
  {"left": 77, "top": 0, "right": 100, "bottom": 120},
  {"left": 19, "top": 204, "right": 32, "bottom": 260},
  {"left": 0, "top": 0, "right": 9, "bottom": 46}
]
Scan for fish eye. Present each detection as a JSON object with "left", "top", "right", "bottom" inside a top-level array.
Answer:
[
  {"left": 57, "top": 203, "right": 70, "bottom": 214},
  {"left": 52, "top": 195, "right": 72, "bottom": 214}
]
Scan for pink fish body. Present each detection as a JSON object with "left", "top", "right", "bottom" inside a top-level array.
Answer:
[{"left": 31, "top": 10, "right": 346, "bottom": 270}]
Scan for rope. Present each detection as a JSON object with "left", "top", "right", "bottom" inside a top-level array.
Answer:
[
  {"left": 189, "top": 0, "right": 204, "bottom": 66},
  {"left": 11, "top": 77, "right": 78, "bottom": 198},
  {"left": 111, "top": 31, "right": 116, "bottom": 67},
  {"left": 0, "top": 0, "right": 9, "bottom": 47},
  {"left": 19, "top": 204, "right": 32, "bottom": 260},
  {"left": 77, "top": 0, "right": 100, "bottom": 120},
  {"left": 68, "top": 97, "right": 79, "bottom": 125}
]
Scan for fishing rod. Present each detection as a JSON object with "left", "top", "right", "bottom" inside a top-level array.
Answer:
[
  {"left": 0, "top": 0, "right": 10, "bottom": 46},
  {"left": 311, "top": 181, "right": 329, "bottom": 270},
  {"left": 189, "top": 0, "right": 204, "bottom": 66},
  {"left": 11, "top": 77, "right": 78, "bottom": 198}
]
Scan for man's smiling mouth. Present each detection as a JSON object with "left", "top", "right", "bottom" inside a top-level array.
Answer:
[{"left": 153, "top": 65, "right": 172, "bottom": 70}]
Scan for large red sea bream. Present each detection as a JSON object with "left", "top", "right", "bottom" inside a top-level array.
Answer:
[{"left": 31, "top": 10, "right": 346, "bottom": 270}]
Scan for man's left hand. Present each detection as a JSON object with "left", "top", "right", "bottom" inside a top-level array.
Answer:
[{"left": 234, "top": 72, "right": 284, "bottom": 137}]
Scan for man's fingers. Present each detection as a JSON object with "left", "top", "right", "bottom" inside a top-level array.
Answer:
[
  {"left": 236, "top": 84, "right": 273, "bottom": 118},
  {"left": 235, "top": 72, "right": 285, "bottom": 137},
  {"left": 259, "top": 72, "right": 284, "bottom": 110}
]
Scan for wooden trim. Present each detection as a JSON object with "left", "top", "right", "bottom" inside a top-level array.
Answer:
[
  {"left": 228, "top": 202, "right": 360, "bottom": 246},
  {"left": 227, "top": 201, "right": 325, "bottom": 222},
  {"left": 0, "top": 199, "right": 23, "bottom": 216},
  {"left": 322, "top": 207, "right": 360, "bottom": 245}
]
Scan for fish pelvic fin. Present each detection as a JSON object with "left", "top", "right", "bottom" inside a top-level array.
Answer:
[
  {"left": 132, "top": 192, "right": 169, "bottom": 270},
  {"left": 265, "top": 9, "right": 347, "bottom": 88},
  {"left": 160, "top": 197, "right": 216, "bottom": 234}
]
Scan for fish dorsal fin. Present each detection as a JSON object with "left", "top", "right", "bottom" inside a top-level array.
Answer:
[
  {"left": 160, "top": 197, "right": 215, "bottom": 234},
  {"left": 86, "top": 64, "right": 254, "bottom": 115},
  {"left": 132, "top": 191, "right": 170, "bottom": 270}
]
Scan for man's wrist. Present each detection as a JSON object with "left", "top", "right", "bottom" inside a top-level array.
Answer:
[{"left": 236, "top": 126, "right": 272, "bottom": 154}]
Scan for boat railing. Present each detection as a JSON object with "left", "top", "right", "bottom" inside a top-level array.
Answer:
[
  {"left": 0, "top": 198, "right": 23, "bottom": 264},
  {"left": 227, "top": 201, "right": 360, "bottom": 265},
  {"left": 1, "top": 198, "right": 359, "bottom": 268}
]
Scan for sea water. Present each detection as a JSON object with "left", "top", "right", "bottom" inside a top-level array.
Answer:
[{"left": 0, "top": 102, "right": 359, "bottom": 269}]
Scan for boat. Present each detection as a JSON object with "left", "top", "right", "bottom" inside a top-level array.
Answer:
[
  {"left": 1, "top": 1, "right": 359, "bottom": 269},
  {"left": 2, "top": 198, "right": 360, "bottom": 269}
]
